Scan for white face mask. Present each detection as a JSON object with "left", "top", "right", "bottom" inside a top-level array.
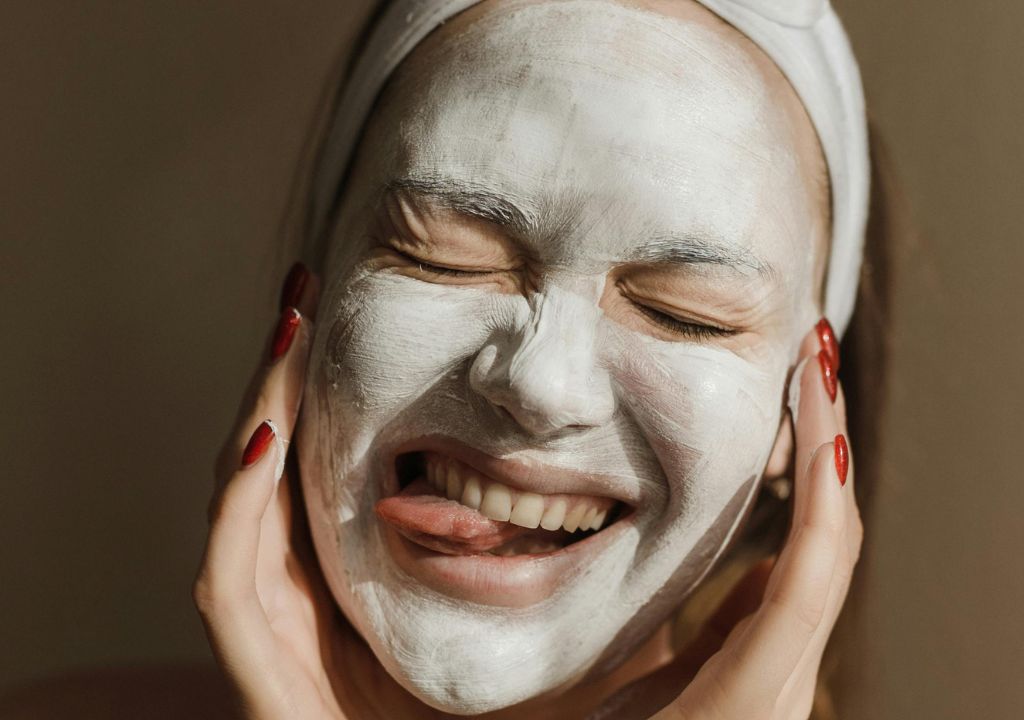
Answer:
[{"left": 298, "top": 0, "right": 827, "bottom": 714}]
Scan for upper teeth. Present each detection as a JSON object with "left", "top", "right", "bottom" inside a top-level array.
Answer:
[{"left": 424, "top": 454, "right": 614, "bottom": 533}]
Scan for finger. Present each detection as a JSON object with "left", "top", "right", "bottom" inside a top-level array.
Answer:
[
  {"left": 194, "top": 422, "right": 284, "bottom": 684},
  {"left": 764, "top": 322, "right": 846, "bottom": 633},
  {"left": 780, "top": 467, "right": 861, "bottom": 717},
  {"left": 786, "top": 347, "right": 841, "bottom": 531},
  {"left": 196, "top": 425, "right": 306, "bottom": 718},
  {"left": 206, "top": 293, "right": 315, "bottom": 550},
  {"left": 812, "top": 378, "right": 860, "bottom": 604},
  {"left": 214, "top": 263, "right": 319, "bottom": 487},
  {"left": 731, "top": 442, "right": 846, "bottom": 696},
  {"left": 195, "top": 311, "right": 316, "bottom": 715},
  {"left": 805, "top": 382, "right": 862, "bottom": 647},
  {"left": 771, "top": 363, "right": 859, "bottom": 713},
  {"left": 766, "top": 321, "right": 845, "bottom": 600}
]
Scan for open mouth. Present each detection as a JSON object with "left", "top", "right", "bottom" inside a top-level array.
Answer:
[{"left": 375, "top": 450, "right": 633, "bottom": 558}]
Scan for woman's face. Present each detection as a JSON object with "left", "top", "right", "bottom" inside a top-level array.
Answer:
[{"left": 298, "top": 0, "right": 828, "bottom": 713}]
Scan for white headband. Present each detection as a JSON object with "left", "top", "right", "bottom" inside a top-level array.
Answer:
[{"left": 308, "top": 0, "right": 869, "bottom": 335}]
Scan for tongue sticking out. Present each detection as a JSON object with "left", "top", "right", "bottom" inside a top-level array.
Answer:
[{"left": 375, "top": 479, "right": 570, "bottom": 555}]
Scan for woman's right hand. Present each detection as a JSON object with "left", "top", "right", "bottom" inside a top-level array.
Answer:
[
  {"left": 193, "top": 263, "right": 351, "bottom": 718},
  {"left": 193, "top": 266, "right": 435, "bottom": 720}
]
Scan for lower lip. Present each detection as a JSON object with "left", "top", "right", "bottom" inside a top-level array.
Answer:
[{"left": 380, "top": 513, "right": 635, "bottom": 608}]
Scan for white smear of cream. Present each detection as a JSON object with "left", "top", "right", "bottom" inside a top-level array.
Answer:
[
  {"left": 787, "top": 355, "right": 811, "bottom": 426},
  {"left": 266, "top": 419, "right": 287, "bottom": 485},
  {"left": 298, "top": 0, "right": 823, "bottom": 714}
]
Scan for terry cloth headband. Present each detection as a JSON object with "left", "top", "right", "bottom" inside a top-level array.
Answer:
[{"left": 307, "top": 0, "right": 869, "bottom": 336}]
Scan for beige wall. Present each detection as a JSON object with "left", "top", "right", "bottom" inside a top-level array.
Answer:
[
  {"left": 2, "top": 1, "right": 1021, "bottom": 716},
  {"left": 834, "top": 0, "right": 1024, "bottom": 716}
]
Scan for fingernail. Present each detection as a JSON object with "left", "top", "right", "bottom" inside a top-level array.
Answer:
[
  {"left": 834, "top": 434, "right": 849, "bottom": 487},
  {"left": 816, "top": 317, "right": 840, "bottom": 370},
  {"left": 270, "top": 307, "right": 301, "bottom": 362},
  {"left": 241, "top": 420, "right": 275, "bottom": 468},
  {"left": 280, "top": 262, "right": 309, "bottom": 311},
  {"left": 817, "top": 349, "right": 837, "bottom": 404}
]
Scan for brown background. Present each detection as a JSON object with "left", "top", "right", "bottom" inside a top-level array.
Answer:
[{"left": 2, "top": 1, "right": 1021, "bottom": 717}]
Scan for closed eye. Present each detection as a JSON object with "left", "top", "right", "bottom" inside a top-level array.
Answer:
[
  {"left": 391, "top": 247, "right": 497, "bottom": 278},
  {"left": 630, "top": 300, "right": 736, "bottom": 341}
]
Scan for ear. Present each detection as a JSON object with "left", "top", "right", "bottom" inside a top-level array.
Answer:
[{"left": 764, "top": 410, "right": 794, "bottom": 480}]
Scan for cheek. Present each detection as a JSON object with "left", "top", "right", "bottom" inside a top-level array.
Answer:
[
  {"left": 313, "top": 272, "right": 520, "bottom": 429},
  {"left": 608, "top": 330, "right": 786, "bottom": 514}
]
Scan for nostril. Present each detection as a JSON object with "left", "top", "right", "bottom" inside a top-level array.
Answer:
[
  {"left": 468, "top": 344, "right": 501, "bottom": 392},
  {"left": 468, "top": 320, "right": 615, "bottom": 435}
]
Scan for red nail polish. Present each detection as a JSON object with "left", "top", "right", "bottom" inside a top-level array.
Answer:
[
  {"left": 280, "top": 262, "right": 309, "bottom": 311},
  {"left": 817, "top": 349, "right": 837, "bottom": 404},
  {"left": 270, "top": 307, "right": 301, "bottom": 361},
  {"left": 241, "top": 421, "right": 275, "bottom": 468},
  {"left": 816, "top": 317, "right": 840, "bottom": 370},
  {"left": 834, "top": 434, "right": 849, "bottom": 487}
]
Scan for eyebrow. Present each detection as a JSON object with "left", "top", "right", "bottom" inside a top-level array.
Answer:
[
  {"left": 384, "top": 174, "right": 776, "bottom": 281},
  {"left": 384, "top": 174, "right": 540, "bottom": 238},
  {"left": 627, "top": 234, "right": 778, "bottom": 281}
]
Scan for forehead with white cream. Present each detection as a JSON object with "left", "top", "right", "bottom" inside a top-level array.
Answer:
[
  {"left": 302, "top": 0, "right": 831, "bottom": 713},
  {"left": 335, "top": 0, "right": 828, "bottom": 297}
]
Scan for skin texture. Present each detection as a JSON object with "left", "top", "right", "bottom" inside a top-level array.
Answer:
[{"left": 296, "top": 0, "right": 830, "bottom": 714}]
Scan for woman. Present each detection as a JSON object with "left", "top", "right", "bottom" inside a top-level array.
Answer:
[{"left": 195, "top": 0, "right": 873, "bottom": 717}]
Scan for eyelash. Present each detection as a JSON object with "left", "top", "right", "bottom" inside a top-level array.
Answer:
[
  {"left": 632, "top": 302, "right": 734, "bottom": 340},
  {"left": 392, "top": 247, "right": 492, "bottom": 278},
  {"left": 415, "top": 261, "right": 485, "bottom": 278}
]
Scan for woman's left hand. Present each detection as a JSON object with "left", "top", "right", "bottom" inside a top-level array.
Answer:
[{"left": 594, "top": 325, "right": 863, "bottom": 720}]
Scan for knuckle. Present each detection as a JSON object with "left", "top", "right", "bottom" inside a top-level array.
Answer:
[
  {"left": 792, "top": 597, "right": 826, "bottom": 636},
  {"left": 849, "top": 514, "right": 865, "bottom": 553},
  {"left": 191, "top": 573, "right": 218, "bottom": 617},
  {"left": 798, "top": 511, "right": 844, "bottom": 545},
  {"left": 192, "top": 570, "right": 243, "bottom": 621},
  {"left": 850, "top": 503, "right": 864, "bottom": 536},
  {"left": 770, "top": 591, "right": 825, "bottom": 637}
]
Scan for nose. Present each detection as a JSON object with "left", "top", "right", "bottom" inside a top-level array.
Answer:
[{"left": 469, "top": 287, "right": 615, "bottom": 436}]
